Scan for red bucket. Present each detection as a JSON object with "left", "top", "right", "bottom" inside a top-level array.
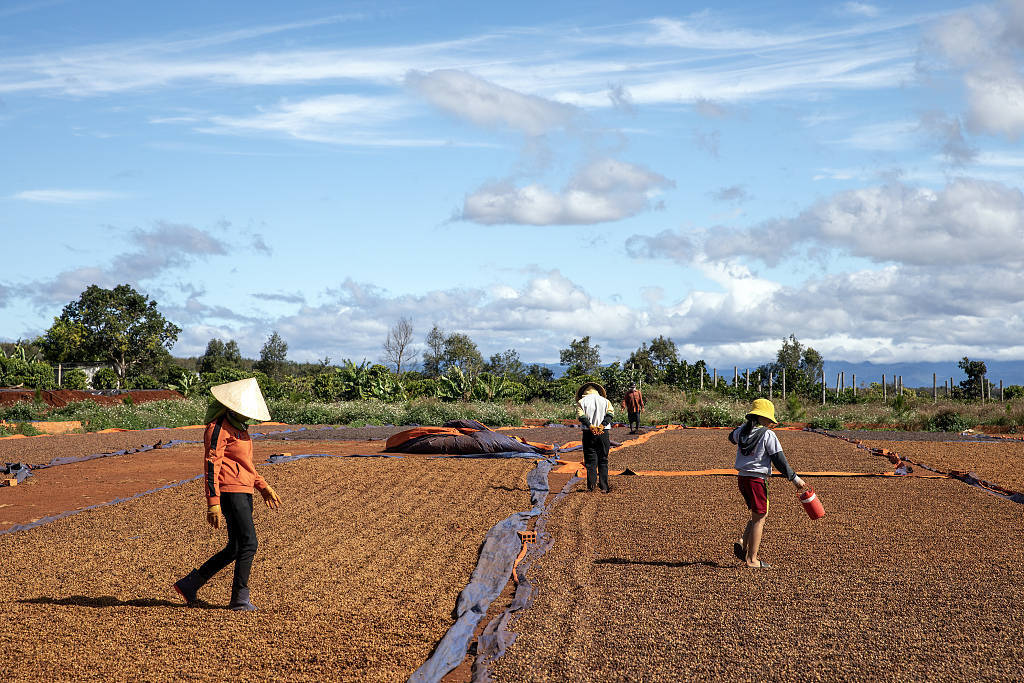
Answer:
[{"left": 799, "top": 488, "right": 825, "bottom": 520}]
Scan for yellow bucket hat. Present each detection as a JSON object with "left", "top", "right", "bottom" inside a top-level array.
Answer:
[{"left": 745, "top": 398, "right": 777, "bottom": 424}]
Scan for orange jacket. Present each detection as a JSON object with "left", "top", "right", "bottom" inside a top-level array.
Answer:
[
  {"left": 204, "top": 416, "right": 267, "bottom": 507},
  {"left": 622, "top": 389, "right": 645, "bottom": 413}
]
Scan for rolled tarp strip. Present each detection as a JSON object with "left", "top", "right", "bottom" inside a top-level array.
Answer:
[
  {"left": 408, "top": 457, "right": 554, "bottom": 683},
  {"left": 810, "top": 428, "right": 1024, "bottom": 504},
  {"left": 266, "top": 452, "right": 403, "bottom": 463},
  {"left": 29, "top": 438, "right": 203, "bottom": 470},
  {"left": 0, "top": 474, "right": 204, "bottom": 537},
  {"left": 2, "top": 462, "right": 33, "bottom": 484},
  {"left": 471, "top": 470, "right": 580, "bottom": 682}
]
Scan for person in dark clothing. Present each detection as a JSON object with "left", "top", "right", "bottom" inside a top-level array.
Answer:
[
  {"left": 621, "top": 383, "right": 645, "bottom": 434},
  {"left": 173, "top": 378, "right": 281, "bottom": 611},
  {"left": 576, "top": 382, "right": 614, "bottom": 493}
]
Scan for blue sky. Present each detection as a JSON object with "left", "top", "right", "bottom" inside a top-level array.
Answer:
[{"left": 2, "top": 0, "right": 1023, "bottom": 369}]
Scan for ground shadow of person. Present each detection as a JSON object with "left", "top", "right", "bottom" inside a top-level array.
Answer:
[
  {"left": 20, "top": 595, "right": 217, "bottom": 609},
  {"left": 594, "top": 557, "right": 728, "bottom": 569}
]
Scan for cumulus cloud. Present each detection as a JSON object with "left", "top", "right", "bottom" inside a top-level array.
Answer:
[
  {"left": 461, "top": 159, "right": 674, "bottom": 225},
  {"left": 406, "top": 69, "right": 579, "bottom": 136},
  {"left": 22, "top": 222, "right": 232, "bottom": 307},
  {"left": 631, "top": 178, "right": 1024, "bottom": 268},
  {"left": 252, "top": 291, "right": 306, "bottom": 304},
  {"left": 607, "top": 82, "right": 635, "bottom": 115},
  {"left": 918, "top": 112, "right": 977, "bottom": 164},
  {"left": 931, "top": 2, "right": 1024, "bottom": 139}
]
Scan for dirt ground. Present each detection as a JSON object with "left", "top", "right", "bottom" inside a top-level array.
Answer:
[
  {"left": 0, "top": 456, "right": 535, "bottom": 682},
  {"left": 2, "top": 425, "right": 1023, "bottom": 681},
  {"left": 491, "top": 453, "right": 1024, "bottom": 680},
  {"left": 859, "top": 438, "right": 1024, "bottom": 492}
]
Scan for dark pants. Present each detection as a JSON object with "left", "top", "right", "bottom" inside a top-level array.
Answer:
[
  {"left": 581, "top": 429, "right": 611, "bottom": 491},
  {"left": 196, "top": 492, "right": 258, "bottom": 592},
  {"left": 627, "top": 411, "right": 640, "bottom": 433}
]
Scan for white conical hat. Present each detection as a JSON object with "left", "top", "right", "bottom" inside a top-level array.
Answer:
[{"left": 210, "top": 378, "right": 271, "bottom": 422}]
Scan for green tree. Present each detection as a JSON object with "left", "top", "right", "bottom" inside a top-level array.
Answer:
[
  {"left": 773, "top": 334, "right": 823, "bottom": 394},
  {"left": 442, "top": 333, "right": 483, "bottom": 372},
  {"left": 198, "top": 338, "right": 243, "bottom": 374},
  {"left": 40, "top": 284, "right": 180, "bottom": 386},
  {"left": 648, "top": 335, "right": 678, "bottom": 373},
  {"left": 626, "top": 343, "right": 656, "bottom": 383},
  {"left": 422, "top": 325, "right": 446, "bottom": 378},
  {"left": 958, "top": 357, "right": 987, "bottom": 399},
  {"left": 254, "top": 331, "right": 288, "bottom": 380},
  {"left": 487, "top": 348, "right": 525, "bottom": 379},
  {"left": 559, "top": 336, "right": 601, "bottom": 377},
  {"left": 526, "top": 363, "right": 554, "bottom": 381}
]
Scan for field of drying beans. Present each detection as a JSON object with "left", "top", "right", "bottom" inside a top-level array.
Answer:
[{"left": 1, "top": 425, "right": 1022, "bottom": 681}]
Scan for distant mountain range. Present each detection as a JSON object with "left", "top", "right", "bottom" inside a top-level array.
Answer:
[
  {"left": 531, "top": 360, "right": 1024, "bottom": 388},
  {"left": 819, "top": 360, "right": 1024, "bottom": 389}
]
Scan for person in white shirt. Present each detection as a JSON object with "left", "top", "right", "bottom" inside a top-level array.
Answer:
[{"left": 576, "top": 382, "right": 614, "bottom": 493}]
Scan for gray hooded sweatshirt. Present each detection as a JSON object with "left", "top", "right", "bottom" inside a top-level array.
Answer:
[{"left": 729, "top": 421, "right": 797, "bottom": 481}]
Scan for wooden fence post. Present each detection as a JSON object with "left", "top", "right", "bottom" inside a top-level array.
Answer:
[
  {"left": 852, "top": 373, "right": 856, "bottom": 397},
  {"left": 882, "top": 373, "right": 886, "bottom": 402},
  {"left": 821, "top": 368, "right": 826, "bottom": 405},
  {"left": 745, "top": 368, "right": 750, "bottom": 391},
  {"left": 733, "top": 366, "right": 738, "bottom": 386},
  {"left": 933, "top": 373, "right": 937, "bottom": 403},
  {"left": 1000, "top": 379, "right": 1004, "bottom": 402}
]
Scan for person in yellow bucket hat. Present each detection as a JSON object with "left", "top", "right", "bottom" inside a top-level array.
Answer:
[
  {"left": 728, "top": 398, "right": 806, "bottom": 569},
  {"left": 173, "top": 377, "right": 282, "bottom": 610}
]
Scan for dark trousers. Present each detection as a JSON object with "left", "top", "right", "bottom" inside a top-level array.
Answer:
[
  {"left": 581, "top": 430, "right": 611, "bottom": 491},
  {"left": 196, "top": 492, "right": 258, "bottom": 591},
  {"left": 627, "top": 411, "right": 640, "bottom": 433}
]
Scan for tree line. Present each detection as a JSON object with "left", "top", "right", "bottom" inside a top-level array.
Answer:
[{"left": 2, "top": 284, "right": 1019, "bottom": 404}]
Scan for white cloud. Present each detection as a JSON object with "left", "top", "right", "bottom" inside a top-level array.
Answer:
[
  {"left": 406, "top": 69, "right": 579, "bottom": 136},
  {"left": 461, "top": 159, "right": 673, "bottom": 225},
  {"left": 21, "top": 221, "right": 236, "bottom": 307},
  {"left": 12, "top": 189, "right": 124, "bottom": 203},
  {"left": 930, "top": 2, "right": 1024, "bottom": 139},
  {"left": 832, "top": 120, "right": 917, "bottom": 151},
  {"left": 839, "top": 3, "right": 881, "bottom": 19},
  {"left": 631, "top": 178, "right": 1024, "bottom": 268},
  {"left": 200, "top": 94, "right": 450, "bottom": 146}
]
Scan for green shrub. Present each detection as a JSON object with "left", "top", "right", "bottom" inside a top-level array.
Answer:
[
  {"left": 61, "top": 369, "right": 88, "bottom": 390},
  {"left": 92, "top": 368, "right": 119, "bottom": 390},
  {"left": 129, "top": 374, "right": 161, "bottom": 390},
  {"left": 695, "top": 401, "right": 735, "bottom": 427},
  {"left": 808, "top": 415, "right": 843, "bottom": 430},
  {"left": 0, "top": 356, "right": 55, "bottom": 389},
  {"left": 925, "top": 410, "right": 975, "bottom": 433},
  {"left": 0, "top": 401, "right": 46, "bottom": 422}
]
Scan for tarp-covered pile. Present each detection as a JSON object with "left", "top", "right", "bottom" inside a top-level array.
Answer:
[{"left": 385, "top": 420, "right": 557, "bottom": 456}]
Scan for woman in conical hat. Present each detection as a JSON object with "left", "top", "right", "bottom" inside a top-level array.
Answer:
[
  {"left": 576, "top": 382, "right": 614, "bottom": 493},
  {"left": 173, "top": 377, "right": 282, "bottom": 611}
]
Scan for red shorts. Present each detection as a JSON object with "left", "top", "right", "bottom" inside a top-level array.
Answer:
[{"left": 738, "top": 476, "right": 769, "bottom": 515}]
